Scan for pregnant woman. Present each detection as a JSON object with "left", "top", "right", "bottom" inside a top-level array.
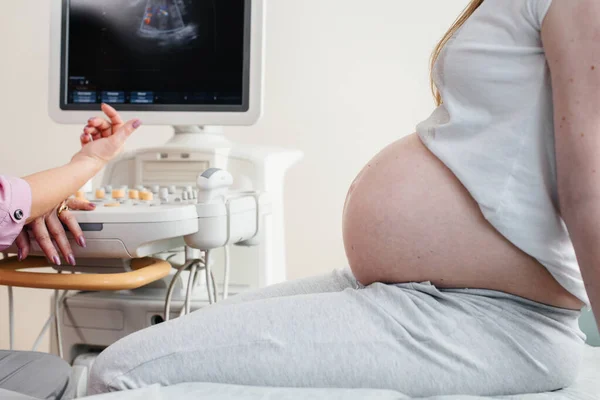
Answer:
[{"left": 89, "top": 1, "right": 599, "bottom": 396}]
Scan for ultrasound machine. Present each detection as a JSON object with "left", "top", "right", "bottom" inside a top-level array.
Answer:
[{"left": 0, "top": 0, "right": 300, "bottom": 393}]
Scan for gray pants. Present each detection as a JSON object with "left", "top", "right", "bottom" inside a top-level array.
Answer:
[
  {"left": 0, "top": 351, "right": 72, "bottom": 400},
  {"left": 88, "top": 269, "right": 586, "bottom": 397}
]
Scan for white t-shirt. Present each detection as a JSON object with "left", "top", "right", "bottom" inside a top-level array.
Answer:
[{"left": 416, "top": 0, "right": 589, "bottom": 306}]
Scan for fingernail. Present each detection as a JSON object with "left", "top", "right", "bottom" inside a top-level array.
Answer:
[
  {"left": 89, "top": 203, "right": 96, "bottom": 209},
  {"left": 80, "top": 133, "right": 87, "bottom": 141},
  {"left": 88, "top": 117, "right": 94, "bottom": 122},
  {"left": 78, "top": 237, "right": 87, "bottom": 248},
  {"left": 132, "top": 119, "right": 142, "bottom": 129},
  {"left": 18, "top": 249, "right": 22, "bottom": 261},
  {"left": 68, "top": 255, "right": 76, "bottom": 266},
  {"left": 53, "top": 256, "right": 61, "bottom": 266}
]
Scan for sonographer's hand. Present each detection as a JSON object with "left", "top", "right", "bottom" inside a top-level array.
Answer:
[
  {"left": 76, "top": 103, "right": 141, "bottom": 166},
  {"left": 16, "top": 198, "right": 95, "bottom": 265},
  {"left": 20, "top": 104, "right": 138, "bottom": 224}
]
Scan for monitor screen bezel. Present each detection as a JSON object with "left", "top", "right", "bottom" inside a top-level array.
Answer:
[{"left": 49, "top": 0, "right": 264, "bottom": 126}]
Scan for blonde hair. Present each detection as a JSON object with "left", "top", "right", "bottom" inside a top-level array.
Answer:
[{"left": 430, "top": 0, "right": 484, "bottom": 106}]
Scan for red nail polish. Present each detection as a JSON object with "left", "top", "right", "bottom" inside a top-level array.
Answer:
[
  {"left": 78, "top": 237, "right": 87, "bottom": 248},
  {"left": 133, "top": 120, "right": 142, "bottom": 129}
]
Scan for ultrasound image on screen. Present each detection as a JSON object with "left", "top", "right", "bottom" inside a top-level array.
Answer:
[{"left": 63, "top": 0, "right": 248, "bottom": 110}]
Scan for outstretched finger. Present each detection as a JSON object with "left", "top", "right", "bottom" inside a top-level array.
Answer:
[{"left": 101, "top": 103, "right": 124, "bottom": 130}]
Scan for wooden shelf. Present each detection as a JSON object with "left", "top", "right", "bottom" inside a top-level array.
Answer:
[{"left": 0, "top": 257, "right": 171, "bottom": 291}]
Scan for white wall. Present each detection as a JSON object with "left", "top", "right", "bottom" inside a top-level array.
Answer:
[{"left": 0, "top": 1, "right": 467, "bottom": 351}]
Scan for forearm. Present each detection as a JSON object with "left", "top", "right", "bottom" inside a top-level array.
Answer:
[
  {"left": 561, "top": 200, "right": 600, "bottom": 329},
  {"left": 23, "top": 157, "right": 103, "bottom": 221}
]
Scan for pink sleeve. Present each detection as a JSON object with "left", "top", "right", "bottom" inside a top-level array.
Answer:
[{"left": 0, "top": 176, "right": 32, "bottom": 251}]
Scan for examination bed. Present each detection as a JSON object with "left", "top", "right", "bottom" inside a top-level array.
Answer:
[
  {"left": 8, "top": 345, "right": 594, "bottom": 400},
  {"left": 1, "top": 320, "right": 599, "bottom": 400}
]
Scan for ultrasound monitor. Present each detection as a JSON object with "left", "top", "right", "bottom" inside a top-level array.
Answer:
[{"left": 49, "top": 0, "right": 264, "bottom": 126}]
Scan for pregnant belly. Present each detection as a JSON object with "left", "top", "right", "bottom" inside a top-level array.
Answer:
[{"left": 342, "top": 134, "right": 582, "bottom": 309}]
